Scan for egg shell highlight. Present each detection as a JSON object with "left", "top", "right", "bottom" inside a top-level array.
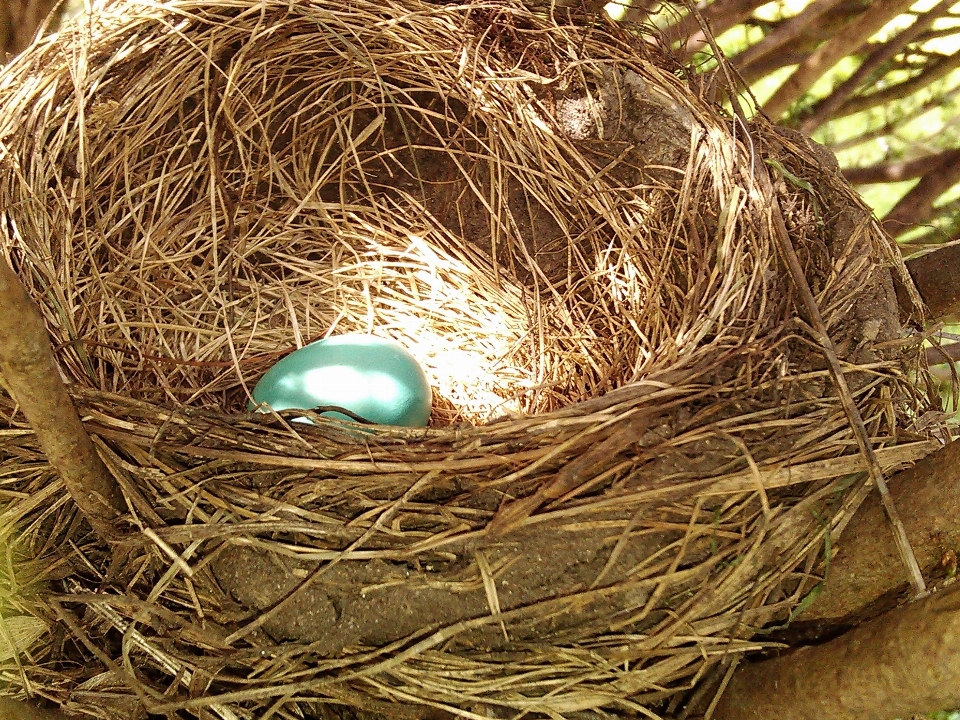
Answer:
[{"left": 249, "top": 334, "right": 432, "bottom": 427}]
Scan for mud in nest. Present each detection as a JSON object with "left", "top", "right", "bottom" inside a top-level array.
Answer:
[{"left": 0, "top": 0, "right": 945, "bottom": 719}]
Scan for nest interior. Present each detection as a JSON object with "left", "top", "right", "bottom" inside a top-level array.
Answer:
[{"left": 0, "top": 0, "right": 945, "bottom": 718}]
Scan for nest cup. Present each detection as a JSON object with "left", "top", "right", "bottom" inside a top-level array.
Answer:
[{"left": 0, "top": 0, "right": 943, "bottom": 718}]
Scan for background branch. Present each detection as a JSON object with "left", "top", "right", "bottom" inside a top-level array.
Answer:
[
  {"left": 827, "top": 51, "right": 960, "bottom": 120},
  {"left": 843, "top": 149, "right": 960, "bottom": 185},
  {"left": 882, "top": 152, "right": 960, "bottom": 237},
  {"left": 761, "top": 0, "right": 920, "bottom": 117},
  {"left": 799, "top": 0, "right": 955, "bottom": 132},
  {"left": 0, "top": 0, "right": 61, "bottom": 58}
]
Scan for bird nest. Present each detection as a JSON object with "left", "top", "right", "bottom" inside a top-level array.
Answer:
[{"left": 0, "top": 0, "right": 944, "bottom": 718}]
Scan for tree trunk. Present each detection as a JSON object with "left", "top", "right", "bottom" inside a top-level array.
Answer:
[
  {"left": 712, "top": 581, "right": 960, "bottom": 720},
  {"left": 762, "top": 0, "right": 918, "bottom": 117},
  {"left": 0, "top": 257, "right": 125, "bottom": 539}
]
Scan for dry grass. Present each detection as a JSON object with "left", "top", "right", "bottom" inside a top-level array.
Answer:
[{"left": 0, "top": 0, "right": 945, "bottom": 718}]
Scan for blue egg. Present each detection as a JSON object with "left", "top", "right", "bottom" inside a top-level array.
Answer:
[{"left": 249, "top": 334, "right": 432, "bottom": 427}]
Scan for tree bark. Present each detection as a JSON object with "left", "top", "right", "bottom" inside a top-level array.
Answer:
[
  {"left": 801, "top": 440, "right": 960, "bottom": 623},
  {"left": 712, "top": 581, "right": 960, "bottom": 720},
  {"left": 903, "top": 240, "right": 960, "bottom": 320},
  {"left": 882, "top": 150, "right": 960, "bottom": 238},
  {"left": 0, "top": 257, "right": 124, "bottom": 539},
  {"left": 799, "top": 0, "right": 954, "bottom": 132},
  {"left": 762, "top": 0, "right": 919, "bottom": 118}
]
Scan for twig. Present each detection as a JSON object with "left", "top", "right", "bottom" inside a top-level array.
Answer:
[
  {"left": 0, "top": 256, "right": 125, "bottom": 540},
  {"left": 757, "top": 164, "right": 926, "bottom": 596}
]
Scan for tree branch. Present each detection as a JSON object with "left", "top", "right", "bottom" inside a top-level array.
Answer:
[
  {"left": 735, "top": 0, "right": 845, "bottom": 65},
  {"left": 926, "top": 341, "right": 960, "bottom": 366},
  {"left": 713, "top": 581, "right": 960, "bottom": 720},
  {"left": 827, "top": 50, "right": 960, "bottom": 120},
  {"left": 842, "top": 151, "right": 950, "bottom": 185},
  {"left": 801, "top": 439, "right": 960, "bottom": 623},
  {"left": 0, "top": 0, "right": 61, "bottom": 58},
  {"left": 916, "top": 25, "right": 960, "bottom": 43},
  {"left": 732, "top": 0, "right": 858, "bottom": 84},
  {"left": 663, "top": 0, "right": 771, "bottom": 57},
  {"left": 903, "top": 240, "right": 960, "bottom": 319},
  {"left": 882, "top": 150, "right": 960, "bottom": 238},
  {"left": 0, "top": 256, "right": 124, "bottom": 539},
  {"left": 828, "top": 84, "right": 960, "bottom": 153},
  {"left": 799, "top": 0, "right": 954, "bottom": 132},
  {"left": 762, "top": 0, "right": 918, "bottom": 118}
]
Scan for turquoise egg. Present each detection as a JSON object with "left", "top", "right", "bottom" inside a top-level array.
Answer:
[{"left": 249, "top": 334, "right": 432, "bottom": 427}]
